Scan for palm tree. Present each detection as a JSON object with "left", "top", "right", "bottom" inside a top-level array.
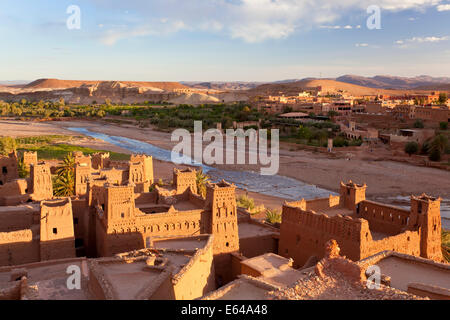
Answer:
[
  {"left": 57, "top": 152, "right": 75, "bottom": 177},
  {"left": 54, "top": 152, "right": 76, "bottom": 196},
  {"left": 196, "top": 169, "right": 210, "bottom": 197},
  {"left": 53, "top": 171, "right": 75, "bottom": 197},
  {"left": 17, "top": 156, "right": 29, "bottom": 178},
  {"left": 265, "top": 209, "right": 282, "bottom": 224}
]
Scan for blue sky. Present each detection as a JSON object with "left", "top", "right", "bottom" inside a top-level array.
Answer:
[{"left": 0, "top": 0, "right": 449, "bottom": 81}]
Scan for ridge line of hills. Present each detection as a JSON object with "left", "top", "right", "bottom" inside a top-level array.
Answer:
[{"left": 1, "top": 76, "right": 449, "bottom": 96}]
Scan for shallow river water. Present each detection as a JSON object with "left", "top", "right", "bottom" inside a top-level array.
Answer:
[{"left": 68, "top": 127, "right": 450, "bottom": 229}]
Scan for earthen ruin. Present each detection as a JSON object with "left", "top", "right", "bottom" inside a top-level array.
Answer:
[{"left": 0, "top": 152, "right": 447, "bottom": 300}]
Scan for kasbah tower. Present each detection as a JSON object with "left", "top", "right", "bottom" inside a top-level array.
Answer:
[{"left": 205, "top": 180, "right": 239, "bottom": 285}]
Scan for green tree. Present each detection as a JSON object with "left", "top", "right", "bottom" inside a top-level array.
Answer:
[
  {"left": 56, "top": 152, "right": 75, "bottom": 177},
  {"left": 17, "top": 157, "right": 29, "bottom": 178},
  {"left": 328, "top": 111, "right": 339, "bottom": 117},
  {"left": 265, "top": 209, "right": 282, "bottom": 224},
  {"left": 440, "top": 122, "right": 448, "bottom": 131},
  {"left": 429, "top": 148, "right": 442, "bottom": 162},
  {"left": 54, "top": 152, "right": 76, "bottom": 196},
  {"left": 196, "top": 170, "right": 210, "bottom": 198},
  {"left": 0, "top": 137, "right": 17, "bottom": 155},
  {"left": 236, "top": 195, "right": 255, "bottom": 211},
  {"left": 438, "top": 93, "right": 448, "bottom": 105},
  {"left": 297, "top": 126, "right": 311, "bottom": 140},
  {"left": 413, "top": 119, "right": 424, "bottom": 128},
  {"left": 428, "top": 134, "right": 448, "bottom": 162},
  {"left": 404, "top": 141, "right": 419, "bottom": 156},
  {"left": 53, "top": 171, "right": 75, "bottom": 197}
]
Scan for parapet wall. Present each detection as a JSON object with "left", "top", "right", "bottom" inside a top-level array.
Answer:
[
  {"left": 169, "top": 235, "right": 216, "bottom": 300},
  {"left": 363, "top": 230, "right": 421, "bottom": 258},
  {"left": 0, "top": 229, "right": 40, "bottom": 266},
  {"left": 358, "top": 200, "right": 411, "bottom": 235},
  {"left": 0, "top": 179, "right": 28, "bottom": 198},
  {"left": 0, "top": 208, "right": 38, "bottom": 232},
  {"left": 279, "top": 205, "right": 366, "bottom": 267},
  {"left": 305, "top": 195, "right": 341, "bottom": 212}
]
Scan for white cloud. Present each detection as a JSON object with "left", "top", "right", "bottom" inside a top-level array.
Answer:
[
  {"left": 100, "top": 20, "right": 188, "bottom": 45},
  {"left": 437, "top": 4, "right": 450, "bottom": 11},
  {"left": 395, "top": 35, "right": 449, "bottom": 48},
  {"left": 408, "top": 36, "right": 449, "bottom": 42},
  {"left": 94, "top": 0, "right": 445, "bottom": 44},
  {"left": 355, "top": 43, "right": 369, "bottom": 47}
]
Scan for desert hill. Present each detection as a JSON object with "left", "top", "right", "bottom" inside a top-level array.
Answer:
[
  {"left": 413, "top": 83, "right": 450, "bottom": 92},
  {"left": 24, "top": 78, "right": 188, "bottom": 91},
  {"left": 336, "top": 75, "right": 450, "bottom": 90},
  {"left": 247, "top": 79, "right": 408, "bottom": 96}
]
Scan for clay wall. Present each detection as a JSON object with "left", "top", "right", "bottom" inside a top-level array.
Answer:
[
  {"left": 362, "top": 231, "right": 421, "bottom": 258},
  {"left": 279, "top": 205, "right": 366, "bottom": 267},
  {"left": 0, "top": 152, "right": 18, "bottom": 185},
  {"left": 39, "top": 198, "right": 76, "bottom": 261},
  {"left": 0, "top": 179, "right": 28, "bottom": 198},
  {"left": 135, "top": 191, "right": 158, "bottom": 204},
  {"left": 173, "top": 169, "right": 197, "bottom": 194},
  {"left": 0, "top": 208, "right": 38, "bottom": 232},
  {"left": 0, "top": 229, "right": 39, "bottom": 266},
  {"left": 22, "top": 151, "right": 37, "bottom": 169},
  {"left": 357, "top": 200, "right": 411, "bottom": 235},
  {"left": 171, "top": 236, "right": 216, "bottom": 300},
  {"left": 30, "top": 163, "right": 53, "bottom": 201}
]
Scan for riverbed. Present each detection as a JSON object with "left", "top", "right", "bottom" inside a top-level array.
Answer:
[{"left": 68, "top": 127, "right": 450, "bottom": 229}]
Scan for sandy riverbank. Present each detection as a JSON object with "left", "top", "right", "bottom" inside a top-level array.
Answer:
[{"left": 2, "top": 119, "right": 450, "bottom": 209}]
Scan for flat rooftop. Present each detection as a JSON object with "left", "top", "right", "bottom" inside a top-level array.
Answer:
[
  {"left": 98, "top": 260, "right": 163, "bottom": 300},
  {"left": 241, "top": 253, "right": 307, "bottom": 287},
  {"left": 203, "top": 277, "right": 277, "bottom": 300},
  {"left": 376, "top": 256, "right": 450, "bottom": 292},
  {"left": 152, "top": 237, "right": 207, "bottom": 251},
  {"left": 0, "top": 258, "right": 90, "bottom": 300},
  {"left": 173, "top": 200, "right": 201, "bottom": 211},
  {"left": 238, "top": 222, "right": 278, "bottom": 239},
  {"left": 321, "top": 207, "right": 353, "bottom": 217},
  {"left": 0, "top": 203, "right": 39, "bottom": 214}
]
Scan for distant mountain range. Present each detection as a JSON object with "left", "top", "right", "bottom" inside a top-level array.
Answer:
[
  {"left": 180, "top": 81, "right": 263, "bottom": 91},
  {"left": 335, "top": 75, "right": 450, "bottom": 90},
  {"left": 183, "top": 75, "right": 450, "bottom": 91},
  {"left": 2, "top": 75, "right": 449, "bottom": 92}
]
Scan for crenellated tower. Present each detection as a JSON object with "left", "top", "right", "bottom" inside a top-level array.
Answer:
[
  {"left": 410, "top": 194, "right": 443, "bottom": 261},
  {"left": 340, "top": 181, "right": 366, "bottom": 212},
  {"left": 30, "top": 162, "right": 53, "bottom": 201}
]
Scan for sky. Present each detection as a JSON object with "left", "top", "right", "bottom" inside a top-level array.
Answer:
[{"left": 0, "top": 0, "right": 449, "bottom": 82}]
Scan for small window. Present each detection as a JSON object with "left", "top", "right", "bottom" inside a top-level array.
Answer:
[
  {"left": 225, "top": 242, "right": 229, "bottom": 247},
  {"left": 121, "top": 213, "right": 125, "bottom": 218},
  {"left": 53, "top": 228, "right": 58, "bottom": 234},
  {"left": 74, "top": 218, "right": 79, "bottom": 225},
  {"left": 2, "top": 166, "right": 7, "bottom": 174}
]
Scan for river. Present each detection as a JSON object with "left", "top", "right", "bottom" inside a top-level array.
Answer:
[{"left": 68, "top": 127, "right": 450, "bottom": 229}]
